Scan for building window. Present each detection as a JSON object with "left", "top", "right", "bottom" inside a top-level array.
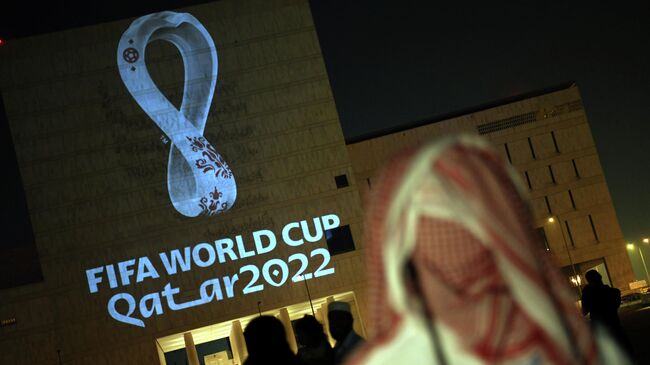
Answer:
[
  {"left": 527, "top": 137, "right": 537, "bottom": 159},
  {"left": 504, "top": 143, "right": 512, "bottom": 164},
  {"left": 551, "top": 131, "right": 560, "bottom": 153},
  {"left": 335, "top": 174, "right": 349, "bottom": 188},
  {"left": 476, "top": 111, "right": 537, "bottom": 135},
  {"left": 589, "top": 214, "right": 599, "bottom": 242},
  {"left": 572, "top": 159, "right": 580, "bottom": 178},
  {"left": 568, "top": 190, "right": 576, "bottom": 209},
  {"left": 524, "top": 171, "right": 532, "bottom": 190},
  {"left": 537, "top": 227, "right": 550, "bottom": 252},
  {"left": 548, "top": 165, "right": 556, "bottom": 184},
  {"left": 544, "top": 196, "right": 552, "bottom": 214},
  {"left": 325, "top": 225, "right": 355, "bottom": 255},
  {"left": 565, "top": 221, "right": 575, "bottom": 247}
]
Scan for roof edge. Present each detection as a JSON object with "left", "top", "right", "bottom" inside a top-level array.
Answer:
[{"left": 345, "top": 80, "right": 577, "bottom": 145}]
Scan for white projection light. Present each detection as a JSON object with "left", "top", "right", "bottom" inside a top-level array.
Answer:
[
  {"left": 117, "top": 11, "right": 236, "bottom": 217},
  {"left": 86, "top": 214, "right": 341, "bottom": 327}
]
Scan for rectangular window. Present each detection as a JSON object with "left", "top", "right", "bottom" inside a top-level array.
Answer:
[
  {"left": 551, "top": 131, "right": 560, "bottom": 153},
  {"left": 527, "top": 137, "right": 537, "bottom": 159},
  {"left": 548, "top": 165, "right": 556, "bottom": 184},
  {"left": 572, "top": 159, "right": 580, "bottom": 178},
  {"left": 525, "top": 171, "right": 532, "bottom": 190},
  {"left": 504, "top": 143, "right": 512, "bottom": 164},
  {"left": 335, "top": 174, "right": 349, "bottom": 188},
  {"left": 325, "top": 225, "right": 356, "bottom": 255},
  {"left": 565, "top": 221, "right": 575, "bottom": 247},
  {"left": 544, "top": 196, "right": 552, "bottom": 214},
  {"left": 589, "top": 214, "right": 599, "bottom": 242},
  {"left": 537, "top": 227, "right": 550, "bottom": 251},
  {"left": 568, "top": 190, "right": 576, "bottom": 209}
]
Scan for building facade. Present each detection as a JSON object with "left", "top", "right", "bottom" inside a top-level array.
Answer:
[
  {"left": 348, "top": 83, "right": 635, "bottom": 294},
  {"left": 0, "top": 0, "right": 368, "bottom": 364}
]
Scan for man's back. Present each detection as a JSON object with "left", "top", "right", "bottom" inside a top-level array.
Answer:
[{"left": 582, "top": 283, "right": 620, "bottom": 323}]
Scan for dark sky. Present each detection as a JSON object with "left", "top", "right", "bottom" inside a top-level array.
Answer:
[
  {"left": 1, "top": 1, "right": 649, "bottom": 244},
  {"left": 308, "top": 1, "right": 650, "bottom": 244}
]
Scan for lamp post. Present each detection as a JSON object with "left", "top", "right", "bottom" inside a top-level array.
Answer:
[
  {"left": 547, "top": 217, "right": 582, "bottom": 297},
  {"left": 297, "top": 275, "right": 315, "bottom": 316},
  {"left": 627, "top": 242, "right": 650, "bottom": 285}
]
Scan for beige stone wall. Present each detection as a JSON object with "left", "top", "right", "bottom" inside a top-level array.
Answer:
[
  {"left": 0, "top": 0, "right": 367, "bottom": 363},
  {"left": 348, "top": 85, "right": 635, "bottom": 292}
]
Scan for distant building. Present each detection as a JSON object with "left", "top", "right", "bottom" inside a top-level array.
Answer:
[{"left": 348, "top": 83, "right": 635, "bottom": 294}]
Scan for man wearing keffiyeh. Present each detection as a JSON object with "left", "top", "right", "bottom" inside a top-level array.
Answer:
[{"left": 348, "top": 135, "right": 631, "bottom": 365}]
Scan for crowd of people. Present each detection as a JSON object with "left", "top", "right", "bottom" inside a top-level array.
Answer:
[
  {"left": 240, "top": 135, "right": 636, "bottom": 364},
  {"left": 243, "top": 301, "right": 364, "bottom": 365}
]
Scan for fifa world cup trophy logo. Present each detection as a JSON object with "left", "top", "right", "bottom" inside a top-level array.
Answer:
[{"left": 117, "top": 12, "right": 237, "bottom": 217}]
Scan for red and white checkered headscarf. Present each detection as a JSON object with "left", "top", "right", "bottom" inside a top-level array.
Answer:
[{"left": 350, "top": 135, "right": 629, "bottom": 365}]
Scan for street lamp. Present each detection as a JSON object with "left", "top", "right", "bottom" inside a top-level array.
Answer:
[
  {"left": 627, "top": 242, "right": 650, "bottom": 284},
  {"left": 297, "top": 275, "right": 315, "bottom": 316},
  {"left": 547, "top": 216, "right": 581, "bottom": 297}
]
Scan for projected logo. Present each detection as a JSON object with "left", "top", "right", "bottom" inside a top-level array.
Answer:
[{"left": 117, "top": 11, "right": 236, "bottom": 217}]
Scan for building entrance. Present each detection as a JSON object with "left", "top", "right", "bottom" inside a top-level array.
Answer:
[{"left": 156, "top": 291, "right": 365, "bottom": 365}]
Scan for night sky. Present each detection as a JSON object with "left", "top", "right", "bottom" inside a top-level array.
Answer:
[{"left": 1, "top": 1, "right": 649, "bottom": 245}]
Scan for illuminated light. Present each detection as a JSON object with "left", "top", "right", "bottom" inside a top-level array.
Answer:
[
  {"left": 0, "top": 39, "right": 4, "bottom": 46},
  {"left": 547, "top": 217, "right": 555, "bottom": 223},
  {"left": 627, "top": 243, "right": 635, "bottom": 250},
  {"left": 643, "top": 238, "right": 649, "bottom": 244},
  {"left": 570, "top": 275, "right": 582, "bottom": 287},
  {"left": 0, "top": 317, "right": 16, "bottom": 327},
  {"left": 117, "top": 11, "right": 236, "bottom": 217}
]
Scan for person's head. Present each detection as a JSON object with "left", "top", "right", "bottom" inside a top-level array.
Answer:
[
  {"left": 327, "top": 301, "right": 354, "bottom": 342},
  {"left": 294, "top": 315, "right": 326, "bottom": 348},
  {"left": 244, "top": 315, "right": 290, "bottom": 356},
  {"left": 585, "top": 270, "right": 603, "bottom": 285},
  {"left": 353, "top": 136, "right": 612, "bottom": 364}
]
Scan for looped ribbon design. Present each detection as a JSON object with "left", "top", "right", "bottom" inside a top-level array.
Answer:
[{"left": 117, "top": 12, "right": 236, "bottom": 217}]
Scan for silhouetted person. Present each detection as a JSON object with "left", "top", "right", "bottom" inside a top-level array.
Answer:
[
  {"left": 243, "top": 315, "right": 301, "bottom": 365},
  {"left": 294, "top": 315, "right": 334, "bottom": 365},
  {"left": 327, "top": 302, "right": 364, "bottom": 365},
  {"left": 581, "top": 270, "right": 633, "bottom": 356}
]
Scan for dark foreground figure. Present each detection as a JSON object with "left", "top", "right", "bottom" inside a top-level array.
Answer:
[
  {"left": 243, "top": 315, "right": 301, "bottom": 365},
  {"left": 295, "top": 315, "right": 334, "bottom": 365},
  {"left": 328, "top": 301, "right": 364, "bottom": 365},
  {"left": 581, "top": 270, "right": 634, "bottom": 357}
]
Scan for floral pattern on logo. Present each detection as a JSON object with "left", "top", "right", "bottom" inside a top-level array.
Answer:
[
  {"left": 199, "top": 187, "right": 229, "bottom": 216},
  {"left": 187, "top": 136, "right": 233, "bottom": 179}
]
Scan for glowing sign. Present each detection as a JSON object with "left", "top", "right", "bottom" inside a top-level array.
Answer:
[
  {"left": 86, "top": 214, "right": 340, "bottom": 327},
  {"left": 117, "top": 11, "right": 236, "bottom": 217}
]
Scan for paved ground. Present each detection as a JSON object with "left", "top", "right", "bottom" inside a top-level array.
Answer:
[{"left": 621, "top": 303, "right": 650, "bottom": 364}]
